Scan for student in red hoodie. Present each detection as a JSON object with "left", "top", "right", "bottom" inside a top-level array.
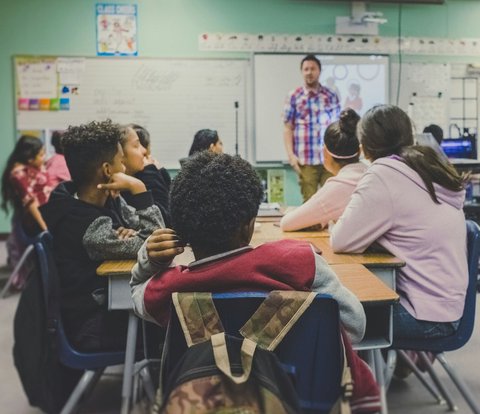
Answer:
[{"left": 130, "top": 151, "right": 365, "bottom": 344}]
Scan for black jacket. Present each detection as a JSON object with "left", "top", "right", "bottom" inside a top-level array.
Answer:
[{"left": 40, "top": 181, "right": 163, "bottom": 335}]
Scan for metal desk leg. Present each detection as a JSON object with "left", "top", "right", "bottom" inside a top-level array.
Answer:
[
  {"left": 121, "top": 312, "right": 138, "bottom": 414},
  {"left": 373, "top": 349, "right": 389, "bottom": 414}
]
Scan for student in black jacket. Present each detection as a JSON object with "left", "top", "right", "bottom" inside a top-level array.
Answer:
[
  {"left": 121, "top": 124, "right": 172, "bottom": 227},
  {"left": 40, "top": 120, "right": 164, "bottom": 351}
]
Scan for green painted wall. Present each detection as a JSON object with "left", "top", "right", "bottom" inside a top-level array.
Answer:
[{"left": 2, "top": 0, "right": 480, "bottom": 231}]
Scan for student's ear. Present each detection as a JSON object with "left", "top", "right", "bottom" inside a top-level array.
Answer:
[
  {"left": 240, "top": 217, "right": 256, "bottom": 245},
  {"left": 101, "top": 162, "right": 114, "bottom": 181}
]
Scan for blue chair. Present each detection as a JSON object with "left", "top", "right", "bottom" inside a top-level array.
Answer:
[
  {"left": 34, "top": 232, "right": 127, "bottom": 414},
  {"left": 160, "top": 292, "right": 343, "bottom": 414},
  {"left": 392, "top": 220, "right": 480, "bottom": 413},
  {"left": 1, "top": 216, "right": 37, "bottom": 298}
]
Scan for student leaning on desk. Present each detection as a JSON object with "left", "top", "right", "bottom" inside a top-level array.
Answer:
[
  {"left": 40, "top": 120, "right": 164, "bottom": 352},
  {"left": 130, "top": 151, "right": 365, "bottom": 344},
  {"left": 280, "top": 108, "right": 367, "bottom": 231},
  {"left": 331, "top": 105, "right": 468, "bottom": 342}
]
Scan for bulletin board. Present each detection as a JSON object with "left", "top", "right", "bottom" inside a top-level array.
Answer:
[{"left": 14, "top": 56, "right": 248, "bottom": 168}]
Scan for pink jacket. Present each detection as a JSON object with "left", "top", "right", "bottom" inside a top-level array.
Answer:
[
  {"left": 46, "top": 154, "right": 70, "bottom": 187},
  {"left": 281, "top": 162, "right": 367, "bottom": 231},
  {"left": 331, "top": 157, "right": 467, "bottom": 322}
]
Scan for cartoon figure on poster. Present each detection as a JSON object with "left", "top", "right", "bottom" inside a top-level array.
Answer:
[
  {"left": 344, "top": 81, "right": 363, "bottom": 112},
  {"left": 96, "top": 4, "right": 137, "bottom": 56}
]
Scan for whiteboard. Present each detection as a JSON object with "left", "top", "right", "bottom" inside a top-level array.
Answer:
[
  {"left": 15, "top": 57, "right": 248, "bottom": 168},
  {"left": 254, "top": 53, "right": 389, "bottom": 163},
  {"left": 390, "top": 62, "right": 450, "bottom": 134}
]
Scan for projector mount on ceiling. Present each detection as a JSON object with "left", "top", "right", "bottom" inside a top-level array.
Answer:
[{"left": 336, "top": 1, "right": 388, "bottom": 36}]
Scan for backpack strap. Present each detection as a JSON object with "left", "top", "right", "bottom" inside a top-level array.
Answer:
[
  {"left": 172, "top": 292, "right": 224, "bottom": 347},
  {"left": 328, "top": 335, "right": 353, "bottom": 414},
  {"left": 211, "top": 333, "right": 256, "bottom": 385},
  {"left": 240, "top": 290, "right": 317, "bottom": 351}
]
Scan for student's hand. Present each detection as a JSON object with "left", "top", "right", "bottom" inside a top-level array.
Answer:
[
  {"left": 97, "top": 172, "right": 147, "bottom": 195},
  {"left": 144, "top": 155, "right": 161, "bottom": 169},
  {"left": 116, "top": 227, "right": 137, "bottom": 240},
  {"left": 146, "top": 228, "right": 185, "bottom": 264},
  {"left": 288, "top": 153, "right": 302, "bottom": 175}
]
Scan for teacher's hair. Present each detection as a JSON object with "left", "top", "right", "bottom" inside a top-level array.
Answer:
[
  {"left": 301, "top": 54, "right": 321, "bottom": 71},
  {"left": 359, "top": 105, "right": 464, "bottom": 203}
]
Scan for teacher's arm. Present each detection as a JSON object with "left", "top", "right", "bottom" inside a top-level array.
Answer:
[{"left": 284, "top": 123, "right": 301, "bottom": 174}]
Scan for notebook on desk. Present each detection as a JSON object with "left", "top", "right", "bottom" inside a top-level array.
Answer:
[{"left": 257, "top": 202, "right": 284, "bottom": 217}]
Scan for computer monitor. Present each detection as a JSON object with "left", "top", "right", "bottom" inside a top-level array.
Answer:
[{"left": 440, "top": 137, "right": 477, "bottom": 160}]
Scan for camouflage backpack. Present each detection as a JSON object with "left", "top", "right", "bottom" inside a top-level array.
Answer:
[{"left": 153, "top": 291, "right": 353, "bottom": 414}]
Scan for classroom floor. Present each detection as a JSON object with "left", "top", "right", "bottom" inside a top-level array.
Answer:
[{"left": 0, "top": 241, "right": 479, "bottom": 414}]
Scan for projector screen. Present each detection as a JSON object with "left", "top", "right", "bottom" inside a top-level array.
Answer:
[{"left": 254, "top": 53, "right": 389, "bottom": 162}]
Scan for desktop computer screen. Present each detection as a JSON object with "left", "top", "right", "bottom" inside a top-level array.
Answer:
[{"left": 440, "top": 138, "right": 477, "bottom": 159}]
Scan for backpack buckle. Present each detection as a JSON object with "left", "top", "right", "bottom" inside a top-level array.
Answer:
[{"left": 342, "top": 382, "right": 354, "bottom": 400}]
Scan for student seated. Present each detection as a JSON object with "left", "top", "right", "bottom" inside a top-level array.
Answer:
[
  {"left": 331, "top": 105, "right": 467, "bottom": 341},
  {"left": 41, "top": 120, "right": 164, "bottom": 351},
  {"left": 188, "top": 129, "right": 223, "bottom": 156},
  {"left": 131, "top": 152, "right": 366, "bottom": 344},
  {"left": 280, "top": 108, "right": 367, "bottom": 231},
  {"left": 1, "top": 136, "right": 54, "bottom": 269},
  {"left": 46, "top": 130, "right": 71, "bottom": 187},
  {"left": 121, "top": 124, "right": 172, "bottom": 227}
]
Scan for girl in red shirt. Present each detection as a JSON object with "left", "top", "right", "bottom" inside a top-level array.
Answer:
[{"left": 1, "top": 135, "right": 54, "bottom": 267}]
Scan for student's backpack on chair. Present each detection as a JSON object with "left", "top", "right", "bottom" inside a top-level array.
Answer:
[
  {"left": 154, "top": 291, "right": 355, "bottom": 414},
  {"left": 12, "top": 235, "right": 82, "bottom": 413}
]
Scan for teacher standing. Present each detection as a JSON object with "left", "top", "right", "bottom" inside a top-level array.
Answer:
[{"left": 284, "top": 54, "right": 341, "bottom": 202}]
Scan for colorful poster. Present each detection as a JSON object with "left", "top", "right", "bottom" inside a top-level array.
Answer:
[
  {"left": 96, "top": 3, "right": 138, "bottom": 56},
  {"left": 268, "top": 169, "right": 285, "bottom": 204}
]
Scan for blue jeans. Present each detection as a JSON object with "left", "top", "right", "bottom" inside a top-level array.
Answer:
[{"left": 392, "top": 303, "right": 459, "bottom": 340}]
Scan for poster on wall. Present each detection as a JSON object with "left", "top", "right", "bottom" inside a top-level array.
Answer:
[{"left": 96, "top": 3, "right": 138, "bottom": 56}]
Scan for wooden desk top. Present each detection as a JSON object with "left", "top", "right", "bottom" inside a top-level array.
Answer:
[
  {"left": 253, "top": 221, "right": 330, "bottom": 240},
  {"left": 330, "top": 264, "right": 399, "bottom": 304},
  {"left": 305, "top": 238, "right": 405, "bottom": 268},
  {"left": 97, "top": 259, "right": 136, "bottom": 276}
]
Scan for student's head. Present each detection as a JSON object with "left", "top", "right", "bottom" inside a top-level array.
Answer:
[
  {"left": 323, "top": 108, "right": 361, "bottom": 174},
  {"left": 300, "top": 55, "right": 321, "bottom": 88},
  {"left": 128, "top": 124, "right": 151, "bottom": 153},
  {"left": 423, "top": 124, "right": 444, "bottom": 145},
  {"left": 188, "top": 129, "right": 223, "bottom": 157},
  {"left": 51, "top": 131, "right": 65, "bottom": 155},
  {"left": 120, "top": 126, "right": 147, "bottom": 175},
  {"left": 358, "top": 105, "right": 414, "bottom": 162},
  {"left": 62, "top": 120, "right": 126, "bottom": 187},
  {"left": 359, "top": 105, "right": 463, "bottom": 203},
  {"left": 1, "top": 135, "right": 45, "bottom": 212},
  {"left": 170, "top": 152, "right": 263, "bottom": 257}
]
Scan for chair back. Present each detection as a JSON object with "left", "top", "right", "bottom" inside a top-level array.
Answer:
[
  {"left": 394, "top": 219, "right": 480, "bottom": 352},
  {"left": 161, "top": 292, "right": 343, "bottom": 414},
  {"left": 34, "top": 232, "right": 125, "bottom": 369}
]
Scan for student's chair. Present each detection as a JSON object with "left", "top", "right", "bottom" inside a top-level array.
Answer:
[
  {"left": 160, "top": 292, "right": 344, "bottom": 414},
  {"left": 34, "top": 232, "right": 127, "bottom": 414},
  {"left": 392, "top": 219, "right": 480, "bottom": 413},
  {"left": 1, "top": 216, "right": 37, "bottom": 298}
]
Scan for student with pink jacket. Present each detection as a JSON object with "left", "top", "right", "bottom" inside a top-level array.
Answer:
[
  {"left": 331, "top": 105, "right": 467, "bottom": 340},
  {"left": 280, "top": 108, "right": 367, "bottom": 231}
]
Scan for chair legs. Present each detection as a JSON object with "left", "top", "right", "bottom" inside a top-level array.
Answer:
[
  {"left": 436, "top": 353, "right": 480, "bottom": 414},
  {"left": 60, "top": 368, "right": 105, "bottom": 414},
  {"left": 397, "top": 350, "right": 445, "bottom": 405},
  {"left": 0, "top": 244, "right": 34, "bottom": 299}
]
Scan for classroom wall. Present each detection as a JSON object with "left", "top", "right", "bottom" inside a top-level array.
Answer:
[{"left": 2, "top": 0, "right": 480, "bottom": 232}]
